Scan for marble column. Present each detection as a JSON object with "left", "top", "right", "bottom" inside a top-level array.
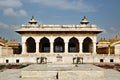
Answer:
[
  {"left": 79, "top": 41, "right": 83, "bottom": 53},
  {"left": 65, "top": 41, "right": 68, "bottom": 53},
  {"left": 35, "top": 41, "right": 39, "bottom": 53},
  {"left": 93, "top": 42, "right": 97, "bottom": 54},
  {"left": 22, "top": 42, "right": 26, "bottom": 54},
  {"left": 50, "top": 41, "right": 54, "bottom": 53}
]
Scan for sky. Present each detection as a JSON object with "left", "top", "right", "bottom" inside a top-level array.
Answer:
[{"left": 0, "top": 0, "right": 120, "bottom": 42}]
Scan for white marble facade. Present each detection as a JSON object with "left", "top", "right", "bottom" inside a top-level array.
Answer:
[
  {"left": 21, "top": 34, "right": 97, "bottom": 54},
  {"left": 0, "top": 17, "right": 120, "bottom": 64}
]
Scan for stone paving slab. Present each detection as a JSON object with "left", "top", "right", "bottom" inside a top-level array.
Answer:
[
  {"left": 21, "top": 64, "right": 104, "bottom": 80},
  {"left": 104, "top": 69, "right": 120, "bottom": 80},
  {"left": 0, "top": 69, "right": 21, "bottom": 80},
  {"left": 0, "top": 64, "right": 120, "bottom": 80},
  {"left": 22, "top": 64, "right": 104, "bottom": 71}
]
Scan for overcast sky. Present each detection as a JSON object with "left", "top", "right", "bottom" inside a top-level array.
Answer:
[{"left": 0, "top": 0, "right": 120, "bottom": 42}]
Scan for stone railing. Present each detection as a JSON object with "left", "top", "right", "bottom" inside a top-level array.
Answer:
[
  {"left": 20, "top": 24, "right": 101, "bottom": 31},
  {"left": 22, "top": 24, "right": 96, "bottom": 28}
]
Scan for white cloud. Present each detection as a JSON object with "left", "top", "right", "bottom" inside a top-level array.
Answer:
[
  {"left": 0, "top": 21, "right": 20, "bottom": 41},
  {"left": 3, "top": 8, "right": 27, "bottom": 17},
  {"left": 0, "top": 0, "right": 27, "bottom": 17},
  {"left": 0, "top": 21, "right": 19, "bottom": 30},
  {"left": 19, "top": 9, "right": 27, "bottom": 16},
  {"left": 109, "top": 27, "right": 119, "bottom": 32},
  {"left": 0, "top": 0, "right": 22, "bottom": 8},
  {"left": 3, "top": 8, "right": 17, "bottom": 16},
  {"left": 30, "top": 0, "right": 96, "bottom": 12},
  {"left": 0, "top": 22, "right": 9, "bottom": 29}
]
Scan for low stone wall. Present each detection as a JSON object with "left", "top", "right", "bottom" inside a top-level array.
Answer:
[{"left": 0, "top": 54, "right": 120, "bottom": 64}]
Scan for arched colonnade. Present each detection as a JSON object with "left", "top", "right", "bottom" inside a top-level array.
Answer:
[{"left": 22, "top": 36, "right": 97, "bottom": 54}]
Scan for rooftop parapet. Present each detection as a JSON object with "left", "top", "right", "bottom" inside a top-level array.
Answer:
[
  {"left": 16, "top": 16, "right": 103, "bottom": 34},
  {"left": 22, "top": 24, "right": 96, "bottom": 28},
  {"left": 18, "top": 24, "right": 102, "bottom": 32}
]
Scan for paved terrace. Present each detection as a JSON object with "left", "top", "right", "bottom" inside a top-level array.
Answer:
[
  {"left": 22, "top": 64, "right": 103, "bottom": 71},
  {"left": 0, "top": 64, "right": 120, "bottom": 80}
]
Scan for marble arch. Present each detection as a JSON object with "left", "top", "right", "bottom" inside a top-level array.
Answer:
[
  {"left": 68, "top": 37, "right": 79, "bottom": 52},
  {"left": 39, "top": 37, "right": 50, "bottom": 53},
  {"left": 26, "top": 37, "right": 36, "bottom": 53},
  {"left": 83, "top": 37, "right": 93, "bottom": 53},
  {"left": 54, "top": 37, "right": 65, "bottom": 53}
]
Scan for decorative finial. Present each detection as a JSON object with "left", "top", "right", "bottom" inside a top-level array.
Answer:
[
  {"left": 80, "top": 16, "right": 89, "bottom": 25},
  {"left": 28, "top": 16, "right": 37, "bottom": 24}
]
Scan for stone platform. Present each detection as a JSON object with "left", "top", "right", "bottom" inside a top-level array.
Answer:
[{"left": 21, "top": 64, "right": 104, "bottom": 80}]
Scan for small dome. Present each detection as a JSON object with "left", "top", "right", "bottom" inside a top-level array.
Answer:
[
  {"left": 98, "top": 38, "right": 110, "bottom": 44},
  {"left": 28, "top": 16, "right": 37, "bottom": 24},
  {"left": 110, "top": 36, "right": 120, "bottom": 43},
  {"left": 80, "top": 16, "right": 89, "bottom": 25}
]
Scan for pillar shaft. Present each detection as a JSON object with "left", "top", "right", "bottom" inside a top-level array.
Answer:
[
  {"left": 79, "top": 42, "right": 83, "bottom": 53},
  {"left": 22, "top": 42, "right": 26, "bottom": 54},
  {"left": 65, "top": 42, "right": 68, "bottom": 53},
  {"left": 50, "top": 42, "right": 53, "bottom": 53},
  {"left": 93, "top": 42, "right": 96, "bottom": 54},
  {"left": 36, "top": 42, "right": 39, "bottom": 53}
]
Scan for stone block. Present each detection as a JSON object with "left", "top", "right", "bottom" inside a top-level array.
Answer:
[
  {"left": 22, "top": 71, "right": 57, "bottom": 79},
  {"left": 21, "top": 64, "right": 104, "bottom": 80},
  {"left": 59, "top": 71, "right": 104, "bottom": 80}
]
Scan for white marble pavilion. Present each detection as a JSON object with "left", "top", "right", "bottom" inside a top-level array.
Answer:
[
  {"left": 0, "top": 16, "right": 120, "bottom": 64},
  {"left": 15, "top": 16, "right": 103, "bottom": 64}
]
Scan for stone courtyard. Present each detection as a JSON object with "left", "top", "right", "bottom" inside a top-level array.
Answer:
[
  {"left": 0, "top": 17, "right": 120, "bottom": 80},
  {"left": 0, "top": 64, "right": 120, "bottom": 80}
]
